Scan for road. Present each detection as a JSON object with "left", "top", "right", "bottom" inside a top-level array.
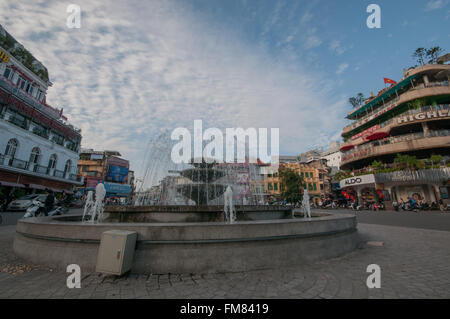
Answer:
[{"left": 314, "top": 209, "right": 450, "bottom": 232}]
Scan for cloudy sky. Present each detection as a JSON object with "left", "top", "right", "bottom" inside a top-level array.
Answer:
[{"left": 0, "top": 0, "right": 448, "bottom": 176}]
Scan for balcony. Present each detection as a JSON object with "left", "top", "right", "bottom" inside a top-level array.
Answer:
[
  {"left": 7, "top": 116, "right": 27, "bottom": 129},
  {"left": 32, "top": 127, "right": 49, "bottom": 139},
  {"left": 0, "top": 153, "right": 84, "bottom": 185},
  {"left": 343, "top": 82, "right": 450, "bottom": 136},
  {"left": 341, "top": 130, "right": 450, "bottom": 166},
  {"left": 375, "top": 167, "right": 450, "bottom": 184}
]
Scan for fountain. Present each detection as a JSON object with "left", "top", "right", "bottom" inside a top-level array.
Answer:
[
  {"left": 302, "top": 189, "right": 311, "bottom": 219},
  {"left": 13, "top": 132, "right": 360, "bottom": 274},
  {"left": 223, "top": 186, "right": 236, "bottom": 223},
  {"left": 177, "top": 159, "right": 226, "bottom": 206}
]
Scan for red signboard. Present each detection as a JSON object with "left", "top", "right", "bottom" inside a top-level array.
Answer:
[{"left": 351, "top": 124, "right": 380, "bottom": 141}]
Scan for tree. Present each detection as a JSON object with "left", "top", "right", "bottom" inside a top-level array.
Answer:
[
  {"left": 430, "top": 154, "right": 443, "bottom": 167},
  {"left": 412, "top": 48, "right": 426, "bottom": 66},
  {"left": 426, "top": 47, "right": 444, "bottom": 64},
  {"left": 394, "top": 154, "right": 419, "bottom": 170},
  {"left": 349, "top": 93, "right": 365, "bottom": 108},
  {"left": 371, "top": 160, "right": 383, "bottom": 172},
  {"left": 279, "top": 167, "right": 304, "bottom": 204}
]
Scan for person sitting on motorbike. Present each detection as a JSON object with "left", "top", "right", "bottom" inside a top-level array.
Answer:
[
  {"left": 44, "top": 189, "right": 55, "bottom": 216},
  {"left": 409, "top": 197, "right": 417, "bottom": 210}
]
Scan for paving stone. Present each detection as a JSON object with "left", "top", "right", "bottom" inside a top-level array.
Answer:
[{"left": 1, "top": 223, "right": 450, "bottom": 299}]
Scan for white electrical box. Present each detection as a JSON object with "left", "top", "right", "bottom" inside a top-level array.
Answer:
[{"left": 96, "top": 230, "right": 138, "bottom": 276}]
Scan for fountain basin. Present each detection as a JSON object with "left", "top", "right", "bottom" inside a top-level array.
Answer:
[
  {"left": 103, "top": 205, "right": 293, "bottom": 223},
  {"left": 13, "top": 211, "right": 359, "bottom": 274}
]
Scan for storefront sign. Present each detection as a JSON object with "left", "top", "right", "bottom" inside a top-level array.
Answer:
[
  {"left": 397, "top": 109, "right": 449, "bottom": 124},
  {"left": 0, "top": 48, "right": 10, "bottom": 63},
  {"left": 103, "top": 182, "right": 131, "bottom": 195},
  {"left": 340, "top": 174, "right": 376, "bottom": 188}
]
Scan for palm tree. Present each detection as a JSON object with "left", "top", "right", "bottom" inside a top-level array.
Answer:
[{"left": 412, "top": 48, "right": 426, "bottom": 65}]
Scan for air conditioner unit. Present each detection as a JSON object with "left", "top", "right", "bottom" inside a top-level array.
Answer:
[{"left": 96, "top": 230, "right": 137, "bottom": 276}]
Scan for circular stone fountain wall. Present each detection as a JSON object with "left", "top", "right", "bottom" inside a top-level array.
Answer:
[{"left": 13, "top": 211, "right": 359, "bottom": 274}]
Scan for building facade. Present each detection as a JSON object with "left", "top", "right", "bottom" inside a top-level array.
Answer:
[
  {"left": 339, "top": 63, "right": 450, "bottom": 206},
  {"left": 77, "top": 149, "right": 133, "bottom": 198},
  {"left": 264, "top": 157, "right": 332, "bottom": 204},
  {"left": 321, "top": 141, "right": 342, "bottom": 172},
  {"left": 0, "top": 25, "right": 83, "bottom": 194}
]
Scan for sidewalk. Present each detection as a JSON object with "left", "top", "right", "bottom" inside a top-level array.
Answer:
[{"left": 1, "top": 222, "right": 450, "bottom": 298}]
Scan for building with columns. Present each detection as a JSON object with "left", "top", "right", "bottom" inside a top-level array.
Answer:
[{"left": 338, "top": 62, "right": 450, "bottom": 207}]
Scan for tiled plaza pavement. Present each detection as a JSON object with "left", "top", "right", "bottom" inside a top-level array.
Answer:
[{"left": 1, "top": 222, "right": 450, "bottom": 299}]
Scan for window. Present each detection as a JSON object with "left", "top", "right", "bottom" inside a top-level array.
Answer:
[
  {"left": 18, "top": 76, "right": 27, "bottom": 90},
  {"left": 64, "top": 160, "right": 72, "bottom": 176},
  {"left": 310, "top": 172, "right": 314, "bottom": 178},
  {"left": 51, "top": 133, "right": 64, "bottom": 145},
  {"left": 48, "top": 154, "right": 57, "bottom": 169},
  {"left": 5, "top": 139, "right": 18, "bottom": 158},
  {"left": 3, "top": 67, "right": 11, "bottom": 79},
  {"left": 29, "top": 147, "right": 41, "bottom": 164},
  {"left": 305, "top": 172, "right": 309, "bottom": 178},
  {"left": 308, "top": 183, "right": 313, "bottom": 191},
  {"left": 313, "top": 183, "right": 317, "bottom": 191},
  {"left": 268, "top": 183, "right": 273, "bottom": 190},
  {"left": 274, "top": 183, "right": 278, "bottom": 191},
  {"left": 8, "top": 111, "right": 27, "bottom": 129}
]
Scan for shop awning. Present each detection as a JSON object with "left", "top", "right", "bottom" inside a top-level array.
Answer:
[
  {"left": 0, "top": 181, "right": 25, "bottom": 188},
  {"left": 365, "top": 131, "right": 390, "bottom": 141}
]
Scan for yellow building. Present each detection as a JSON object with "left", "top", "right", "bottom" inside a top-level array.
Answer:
[{"left": 264, "top": 160, "right": 331, "bottom": 204}]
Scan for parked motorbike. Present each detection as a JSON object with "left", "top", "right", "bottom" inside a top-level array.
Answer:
[
  {"left": 23, "top": 199, "right": 45, "bottom": 218},
  {"left": 23, "top": 200, "right": 69, "bottom": 218}
]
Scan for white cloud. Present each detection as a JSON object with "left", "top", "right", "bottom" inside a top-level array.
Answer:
[
  {"left": 336, "top": 63, "right": 349, "bottom": 75},
  {"left": 425, "top": 0, "right": 448, "bottom": 11},
  {"left": 0, "top": 0, "right": 346, "bottom": 177},
  {"left": 329, "top": 40, "right": 347, "bottom": 55}
]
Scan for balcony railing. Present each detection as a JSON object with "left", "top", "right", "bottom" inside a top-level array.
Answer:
[
  {"left": 32, "top": 127, "right": 49, "bottom": 139},
  {"left": 344, "top": 81, "right": 450, "bottom": 134},
  {"left": 54, "top": 170, "right": 65, "bottom": 178},
  {"left": 0, "top": 153, "right": 82, "bottom": 184},
  {"left": 9, "top": 158, "right": 29, "bottom": 170},
  {"left": 342, "top": 130, "right": 450, "bottom": 163},
  {"left": 376, "top": 167, "right": 450, "bottom": 184},
  {"left": 33, "top": 164, "right": 49, "bottom": 174},
  {"left": 7, "top": 116, "right": 28, "bottom": 129}
]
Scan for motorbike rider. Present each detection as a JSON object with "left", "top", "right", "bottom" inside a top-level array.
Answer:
[{"left": 44, "top": 189, "right": 55, "bottom": 216}]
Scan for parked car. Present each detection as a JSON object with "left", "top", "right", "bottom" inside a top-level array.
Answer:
[{"left": 7, "top": 194, "right": 47, "bottom": 211}]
